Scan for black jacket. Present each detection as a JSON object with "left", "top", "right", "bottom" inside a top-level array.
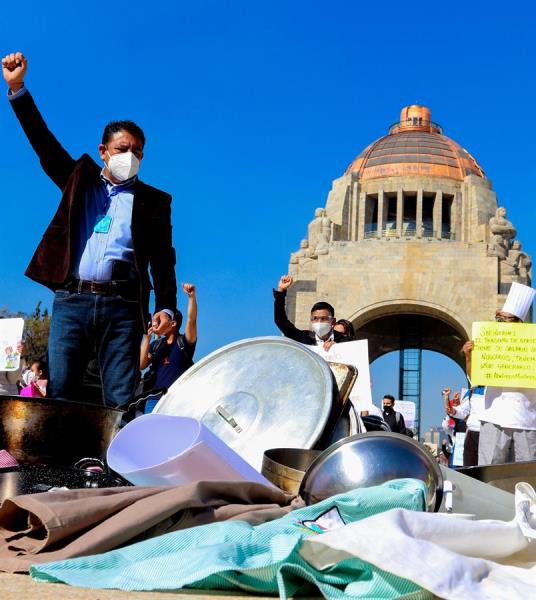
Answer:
[
  {"left": 383, "top": 410, "right": 407, "bottom": 434},
  {"left": 9, "top": 89, "right": 177, "bottom": 329},
  {"left": 273, "top": 289, "right": 350, "bottom": 345}
]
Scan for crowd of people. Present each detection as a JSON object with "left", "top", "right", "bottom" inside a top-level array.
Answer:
[
  {"left": 439, "top": 282, "right": 536, "bottom": 467},
  {"left": 2, "top": 51, "right": 535, "bottom": 470}
]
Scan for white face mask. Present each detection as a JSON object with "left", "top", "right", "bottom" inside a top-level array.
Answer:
[
  {"left": 312, "top": 321, "right": 332, "bottom": 338},
  {"left": 106, "top": 150, "right": 140, "bottom": 182}
]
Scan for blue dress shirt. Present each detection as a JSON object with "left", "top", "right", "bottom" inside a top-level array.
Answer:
[{"left": 75, "top": 174, "right": 136, "bottom": 281}]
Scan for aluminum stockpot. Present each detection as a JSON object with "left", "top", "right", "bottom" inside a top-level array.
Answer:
[
  {"left": 262, "top": 448, "right": 321, "bottom": 495},
  {"left": 154, "top": 337, "right": 335, "bottom": 471},
  {"left": 299, "top": 432, "right": 443, "bottom": 512},
  {"left": 0, "top": 395, "right": 123, "bottom": 466}
]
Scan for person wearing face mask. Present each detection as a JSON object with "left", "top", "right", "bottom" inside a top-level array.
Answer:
[
  {"left": 462, "top": 282, "right": 536, "bottom": 465},
  {"left": 20, "top": 359, "right": 48, "bottom": 398},
  {"left": 381, "top": 395, "right": 407, "bottom": 434},
  {"left": 273, "top": 275, "right": 350, "bottom": 349},
  {"left": 334, "top": 319, "right": 355, "bottom": 339},
  {"left": 2, "top": 52, "right": 177, "bottom": 408}
]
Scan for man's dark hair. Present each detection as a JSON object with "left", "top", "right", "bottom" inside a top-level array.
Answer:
[
  {"left": 102, "top": 120, "right": 146, "bottom": 147},
  {"left": 172, "top": 309, "right": 183, "bottom": 330},
  {"left": 310, "top": 302, "right": 335, "bottom": 317},
  {"left": 383, "top": 394, "right": 395, "bottom": 402}
]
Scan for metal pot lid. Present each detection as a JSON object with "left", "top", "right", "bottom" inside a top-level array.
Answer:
[
  {"left": 153, "top": 337, "right": 334, "bottom": 470},
  {"left": 299, "top": 432, "right": 443, "bottom": 511}
]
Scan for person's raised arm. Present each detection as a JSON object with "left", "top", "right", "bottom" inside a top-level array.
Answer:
[
  {"left": 442, "top": 387, "right": 451, "bottom": 414},
  {"left": 182, "top": 283, "right": 197, "bottom": 345},
  {"left": 140, "top": 328, "right": 153, "bottom": 371},
  {"left": 2, "top": 52, "right": 75, "bottom": 189},
  {"left": 273, "top": 275, "right": 304, "bottom": 339},
  {"left": 462, "top": 341, "right": 473, "bottom": 381}
]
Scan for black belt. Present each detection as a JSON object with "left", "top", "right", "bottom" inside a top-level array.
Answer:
[{"left": 64, "top": 279, "right": 138, "bottom": 298}]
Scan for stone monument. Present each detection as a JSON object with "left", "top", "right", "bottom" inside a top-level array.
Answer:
[{"left": 285, "top": 105, "right": 532, "bottom": 432}]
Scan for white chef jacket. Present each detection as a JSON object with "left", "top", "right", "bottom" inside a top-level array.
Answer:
[
  {"left": 453, "top": 389, "right": 486, "bottom": 432},
  {"left": 479, "top": 387, "right": 536, "bottom": 430}
]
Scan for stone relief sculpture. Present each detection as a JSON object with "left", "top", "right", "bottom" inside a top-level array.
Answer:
[
  {"left": 489, "top": 207, "right": 516, "bottom": 259},
  {"left": 289, "top": 239, "right": 315, "bottom": 275},
  {"left": 289, "top": 208, "right": 333, "bottom": 273},
  {"left": 307, "top": 208, "right": 331, "bottom": 258},
  {"left": 290, "top": 239, "right": 310, "bottom": 267},
  {"left": 504, "top": 240, "right": 532, "bottom": 284}
]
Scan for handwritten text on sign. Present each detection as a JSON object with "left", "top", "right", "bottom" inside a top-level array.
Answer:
[{"left": 471, "top": 322, "right": 536, "bottom": 389}]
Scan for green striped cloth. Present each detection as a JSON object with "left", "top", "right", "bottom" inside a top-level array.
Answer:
[{"left": 31, "top": 479, "right": 431, "bottom": 599}]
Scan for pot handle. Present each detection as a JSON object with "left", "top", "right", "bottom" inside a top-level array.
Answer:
[{"left": 74, "top": 457, "right": 107, "bottom": 473}]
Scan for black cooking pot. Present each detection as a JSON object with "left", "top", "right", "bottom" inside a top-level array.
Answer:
[
  {"left": 0, "top": 395, "right": 123, "bottom": 466},
  {"left": 0, "top": 459, "right": 131, "bottom": 503}
]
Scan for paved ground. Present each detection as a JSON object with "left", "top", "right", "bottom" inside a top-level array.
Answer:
[{"left": 0, "top": 572, "right": 299, "bottom": 599}]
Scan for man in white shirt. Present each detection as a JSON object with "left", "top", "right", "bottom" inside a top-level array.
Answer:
[
  {"left": 462, "top": 282, "right": 536, "bottom": 465},
  {"left": 446, "top": 387, "right": 485, "bottom": 466}
]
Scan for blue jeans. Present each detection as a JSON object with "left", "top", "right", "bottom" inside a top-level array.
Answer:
[{"left": 47, "top": 290, "right": 142, "bottom": 408}]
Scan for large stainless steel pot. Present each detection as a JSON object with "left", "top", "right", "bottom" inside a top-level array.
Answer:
[
  {"left": 457, "top": 460, "right": 536, "bottom": 494},
  {"left": 0, "top": 395, "right": 123, "bottom": 466},
  {"left": 154, "top": 337, "right": 335, "bottom": 470}
]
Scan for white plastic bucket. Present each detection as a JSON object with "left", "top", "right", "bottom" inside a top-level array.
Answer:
[{"left": 107, "top": 414, "right": 273, "bottom": 487}]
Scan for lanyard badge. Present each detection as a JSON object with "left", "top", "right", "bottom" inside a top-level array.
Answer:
[{"left": 94, "top": 214, "right": 112, "bottom": 233}]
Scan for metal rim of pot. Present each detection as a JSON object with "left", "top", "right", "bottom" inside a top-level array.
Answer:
[{"left": 299, "top": 431, "right": 444, "bottom": 512}]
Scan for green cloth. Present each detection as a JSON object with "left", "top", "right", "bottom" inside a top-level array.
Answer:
[{"left": 31, "top": 479, "right": 431, "bottom": 599}]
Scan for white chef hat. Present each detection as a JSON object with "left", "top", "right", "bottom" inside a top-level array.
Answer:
[{"left": 502, "top": 282, "right": 536, "bottom": 321}]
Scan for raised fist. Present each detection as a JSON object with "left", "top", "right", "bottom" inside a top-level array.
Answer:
[
  {"left": 182, "top": 283, "right": 196, "bottom": 296},
  {"left": 2, "top": 52, "right": 27, "bottom": 91},
  {"left": 462, "top": 341, "right": 474, "bottom": 356},
  {"left": 278, "top": 275, "right": 293, "bottom": 292}
]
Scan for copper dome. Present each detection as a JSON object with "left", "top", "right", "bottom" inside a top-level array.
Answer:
[{"left": 345, "top": 105, "right": 485, "bottom": 181}]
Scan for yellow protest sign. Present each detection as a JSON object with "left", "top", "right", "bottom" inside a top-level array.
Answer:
[{"left": 471, "top": 322, "right": 536, "bottom": 389}]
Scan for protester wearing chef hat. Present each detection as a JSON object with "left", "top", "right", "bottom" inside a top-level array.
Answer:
[{"left": 462, "top": 282, "right": 536, "bottom": 465}]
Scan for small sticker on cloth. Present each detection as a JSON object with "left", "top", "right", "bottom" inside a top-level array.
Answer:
[
  {"left": 94, "top": 214, "right": 112, "bottom": 233},
  {"left": 296, "top": 506, "right": 347, "bottom": 535}
]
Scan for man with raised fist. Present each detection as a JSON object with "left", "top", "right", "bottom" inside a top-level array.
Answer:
[
  {"left": 273, "top": 275, "right": 350, "bottom": 349},
  {"left": 2, "top": 51, "right": 177, "bottom": 408}
]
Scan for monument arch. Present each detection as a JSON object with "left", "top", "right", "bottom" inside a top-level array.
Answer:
[{"left": 285, "top": 105, "right": 532, "bottom": 432}]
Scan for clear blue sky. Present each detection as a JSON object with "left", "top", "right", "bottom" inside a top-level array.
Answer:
[{"left": 1, "top": 1, "right": 534, "bottom": 432}]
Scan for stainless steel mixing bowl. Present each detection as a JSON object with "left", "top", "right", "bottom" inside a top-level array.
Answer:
[{"left": 299, "top": 431, "right": 443, "bottom": 511}]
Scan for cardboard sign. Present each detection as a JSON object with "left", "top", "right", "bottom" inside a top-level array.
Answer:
[
  {"left": 0, "top": 318, "right": 24, "bottom": 372},
  {"left": 309, "top": 340, "right": 373, "bottom": 411},
  {"left": 471, "top": 322, "right": 536, "bottom": 389},
  {"left": 395, "top": 400, "right": 416, "bottom": 429}
]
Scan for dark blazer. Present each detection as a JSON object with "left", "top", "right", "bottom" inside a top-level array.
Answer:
[
  {"left": 9, "top": 90, "right": 177, "bottom": 327},
  {"left": 273, "top": 289, "right": 350, "bottom": 345}
]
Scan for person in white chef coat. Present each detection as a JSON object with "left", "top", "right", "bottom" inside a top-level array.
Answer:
[{"left": 462, "top": 282, "right": 536, "bottom": 465}]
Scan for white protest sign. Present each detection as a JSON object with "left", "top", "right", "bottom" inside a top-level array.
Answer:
[
  {"left": 394, "top": 400, "right": 416, "bottom": 429},
  {"left": 309, "top": 340, "right": 373, "bottom": 411},
  {"left": 452, "top": 432, "right": 466, "bottom": 467},
  {"left": 0, "top": 318, "right": 24, "bottom": 372}
]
